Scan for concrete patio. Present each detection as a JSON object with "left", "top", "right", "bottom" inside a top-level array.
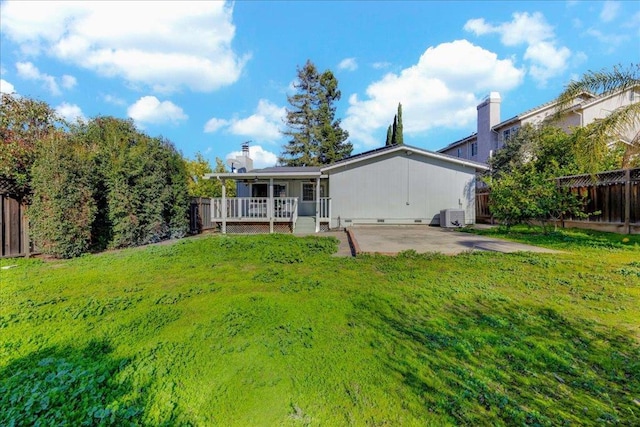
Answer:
[{"left": 345, "top": 225, "right": 560, "bottom": 256}]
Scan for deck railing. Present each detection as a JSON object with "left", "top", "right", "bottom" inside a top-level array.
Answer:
[
  {"left": 212, "top": 197, "right": 298, "bottom": 221},
  {"left": 318, "top": 197, "right": 331, "bottom": 220}
]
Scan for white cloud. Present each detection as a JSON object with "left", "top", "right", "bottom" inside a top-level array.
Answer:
[
  {"left": 585, "top": 28, "right": 629, "bottom": 52},
  {"left": 55, "top": 102, "right": 85, "bottom": 122},
  {"left": 61, "top": 75, "right": 77, "bottom": 89},
  {"left": 204, "top": 99, "right": 285, "bottom": 142},
  {"left": 0, "top": 1, "right": 249, "bottom": 94},
  {"left": 127, "top": 96, "right": 188, "bottom": 125},
  {"left": 343, "top": 40, "right": 524, "bottom": 147},
  {"left": 600, "top": 1, "right": 620, "bottom": 23},
  {"left": 102, "top": 94, "right": 126, "bottom": 106},
  {"left": 0, "top": 79, "right": 16, "bottom": 94},
  {"left": 15, "top": 61, "right": 60, "bottom": 95},
  {"left": 338, "top": 57, "right": 358, "bottom": 72},
  {"left": 465, "top": 12, "right": 553, "bottom": 46},
  {"left": 524, "top": 42, "right": 571, "bottom": 85},
  {"left": 204, "top": 117, "right": 229, "bottom": 133},
  {"left": 464, "top": 12, "right": 571, "bottom": 85},
  {"left": 372, "top": 62, "right": 391, "bottom": 70},
  {"left": 226, "top": 145, "right": 278, "bottom": 169}
]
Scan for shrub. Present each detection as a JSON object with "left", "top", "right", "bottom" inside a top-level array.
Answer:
[{"left": 29, "top": 132, "right": 96, "bottom": 258}]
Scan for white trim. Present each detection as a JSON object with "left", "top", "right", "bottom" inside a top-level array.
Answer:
[
  {"left": 205, "top": 171, "right": 323, "bottom": 180},
  {"left": 321, "top": 145, "right": 489, "bottom": 172}
]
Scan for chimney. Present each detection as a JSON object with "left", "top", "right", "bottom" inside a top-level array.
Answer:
[
  {"left": 476, "top": 92, "right": 501, "bottom": 163},
  {"left": 237, "top": 141, "right": 253, "bottom": 172}
]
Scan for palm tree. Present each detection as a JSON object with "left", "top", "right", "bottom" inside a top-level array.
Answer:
[{"left": 553, "top": 64, "right": 640, "bottom": 170}]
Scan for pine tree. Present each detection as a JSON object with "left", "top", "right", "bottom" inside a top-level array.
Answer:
[{"left": 280, "top": 60, "right": 352, "bottom": 166}]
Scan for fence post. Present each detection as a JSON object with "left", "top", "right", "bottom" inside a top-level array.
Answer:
[
  {"left": 624, "top": 169, "right": 631, "bottom": 235},
  {"left": 22, "top": 201, "right": 30, "bottom": 257}
]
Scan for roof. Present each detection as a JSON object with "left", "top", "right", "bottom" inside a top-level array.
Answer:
[
  {"left": 437, "top": 132, "right": 477, "bottom": 152},
  {"left": 438, "top": 92, "right": 600, "bottom": 152},
  {"left": 205, "top": 167, "right": 323, "bottom": 180},
  {"left": 322, "top": 144, "right": 489, "bottom": 172},
  {"left": 206, "top": 144, "right": 488, "bottom": 180}
]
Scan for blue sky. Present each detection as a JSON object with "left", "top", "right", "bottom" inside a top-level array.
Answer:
[{"left": 1, "top": 1, "right": 638, "bottom": 168}]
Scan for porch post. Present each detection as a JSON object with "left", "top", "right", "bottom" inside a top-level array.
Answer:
[
  {"left": 315, "top": 177, "right": 320, "bottom": 233},
  {"left": 221, "top": 178, "right": 227, "bottom": 234},
  {"left": 269, "top": 178, "right": 274, "bottom": 233}
]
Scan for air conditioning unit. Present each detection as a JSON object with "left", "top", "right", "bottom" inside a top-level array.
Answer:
[{"left": 440, "top": 209, "right": 465, "bottom": 228}]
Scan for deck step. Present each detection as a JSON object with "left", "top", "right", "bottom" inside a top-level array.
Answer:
[{"left": 293, "top": 217, "right": 316, "bottom": 234}]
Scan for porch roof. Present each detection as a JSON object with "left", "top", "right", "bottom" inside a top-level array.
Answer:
[{"left": 205, "top": 166, "right": 326, "bottom": 180}]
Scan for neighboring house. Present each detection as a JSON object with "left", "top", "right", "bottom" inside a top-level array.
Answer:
[
  {"left": 439, "top": 87, "right": 640, "bottom": 165},
  {"left": 205, "top": 144, "right": 488, "bottom": 233}
]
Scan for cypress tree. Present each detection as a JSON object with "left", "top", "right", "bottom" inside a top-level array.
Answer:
[
  {"left": 396, "top": 103, "right": 404, "bottom": 145},
  {"left": 392, "top": 115, "right": 397, "bottom": 145},
  {"left": 385, "top": 125, "right": 393, "bottom": 146}
]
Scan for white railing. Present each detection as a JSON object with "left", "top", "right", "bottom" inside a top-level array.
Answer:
[
  {"left": 319, "top": 197, "right": 331, "bottom": 220},
  {"left": 211, "top": 197, "right": 298, "bottom": 221}
]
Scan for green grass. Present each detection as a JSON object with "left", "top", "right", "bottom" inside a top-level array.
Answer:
[{"left": 1, "top": 230, "right": 639, "bottom": 426}]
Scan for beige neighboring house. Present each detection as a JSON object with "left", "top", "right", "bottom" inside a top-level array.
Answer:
[{"left": 439, "top": 87, "right": 640, "bottom": 165}]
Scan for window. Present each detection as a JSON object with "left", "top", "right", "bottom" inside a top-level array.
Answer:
[
  {"left": 503, "top": 126, "right": 519, "bottom": 142},
  {"left": 457, "top": 148, "right": 462, "bottom": 158},
  {"left": 251, "top": 183, "right": 287, "bottom": 197},
  {"left": 301, "top": 182, "right": 326, "bottom": 202},
  {"left": 274, "top": 184, "right": 286, "bottom": 197},
  {"left": 471, "top": 142, "right": 478, "bottom": 156}
]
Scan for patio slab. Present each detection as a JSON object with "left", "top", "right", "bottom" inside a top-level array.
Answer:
[{"left": 349, "top": 225, "right": 560, "bottom": 255}]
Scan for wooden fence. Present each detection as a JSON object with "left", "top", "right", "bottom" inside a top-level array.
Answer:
[
  {"left": 475, "top": 168, "right": 640, "bottom": 234},
  {"left": 1, "top": 194, "right": 32, "bottom": 258},
  {"left": 189, "top": 197, "right": 214, "bottom": 234},
  {"left": 556, "top": 168, "right": 639, "bottom": 235}
]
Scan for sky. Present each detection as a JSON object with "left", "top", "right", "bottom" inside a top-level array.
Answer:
[{"left": 1, "top": 1, "right": 638, "bottom": 169}]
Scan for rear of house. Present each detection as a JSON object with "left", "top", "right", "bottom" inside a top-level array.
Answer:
[
  {"left": 323, "top": 145, "right": 484, "bottom": 228},
  {"left": 206, "top": 144, "right": 487, "bottom": 233}
]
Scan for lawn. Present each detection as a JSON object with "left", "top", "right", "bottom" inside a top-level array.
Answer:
[{"left": 1, "top": 229, "right": 639, "bottom": 426}]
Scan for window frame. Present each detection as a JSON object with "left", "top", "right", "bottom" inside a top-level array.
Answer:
[{"left": 301, "top": 182, "right": 326, "bottom": 202}]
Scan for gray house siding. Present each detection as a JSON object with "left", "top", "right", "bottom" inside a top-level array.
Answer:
[{"left": 327, "top": 151, "right": 477, "bottom": 227}]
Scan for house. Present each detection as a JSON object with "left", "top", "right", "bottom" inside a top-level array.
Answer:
[
  {"left": 438, "top": 87, "right": 640, "bottom": 165},
  {"left": 205, "top": 144, "right": 488, "bottom": 233}
]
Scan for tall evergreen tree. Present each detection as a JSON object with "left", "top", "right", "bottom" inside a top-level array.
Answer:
[
  {"left": 385, "top": 125, "right": 393, "bottom": 146},
  {"left": 280, "top": 60, "right": 352, "bottom": 166},
  {"left": 392, "top": 115, "right": 398, "bottom": 145},
  {"left": 396, "top": 103, "right": 404, "bottom": 145},
  {"left": 384, "top": 103, "right": 404, "bottom": 146}
]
